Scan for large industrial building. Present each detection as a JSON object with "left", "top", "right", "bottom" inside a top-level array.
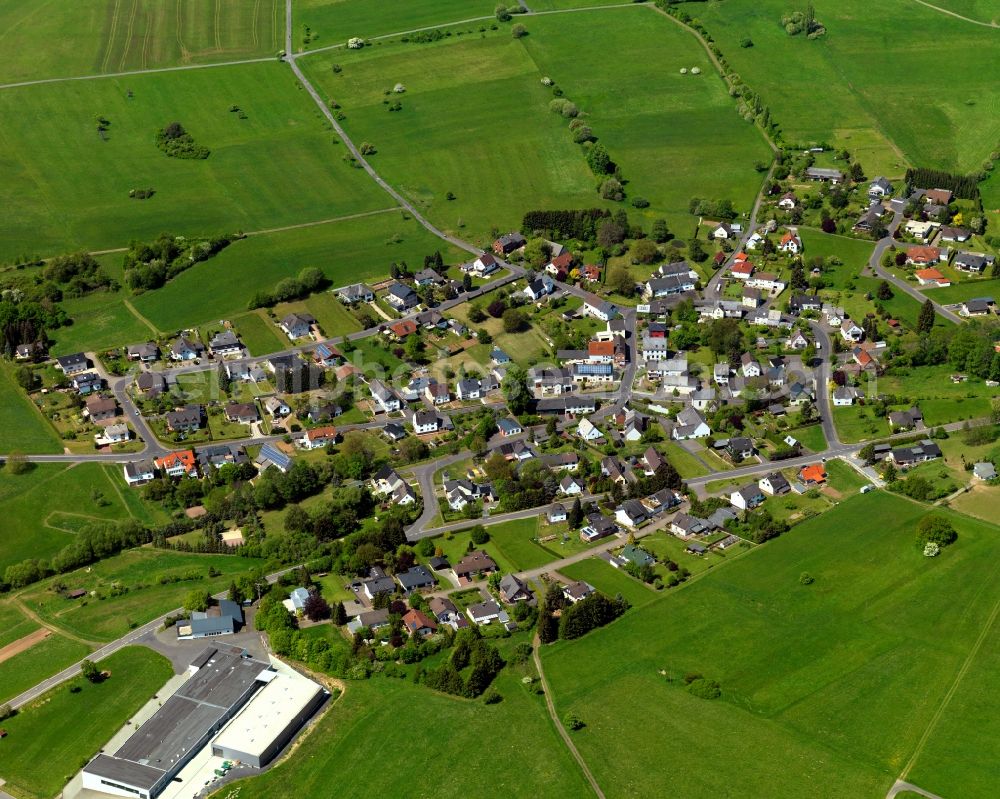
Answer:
[{"left": 82, "top": 644, "right": 325, "bottom": 798}]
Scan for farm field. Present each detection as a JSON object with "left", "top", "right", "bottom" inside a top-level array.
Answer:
[
  {"left": 0, "top": 632, "right": 92, "bottom": 704},
  {"left": 685, "top": 0, "right": 1000, "bottom": 174},
  {"left": 294, "top": 0, "right": 497, "bottom": 47},
  {"left": 0, "top": 363, "right": 63, "bottom": 454},
  {"left": 542, "top": 493, "right": 1000, "bottom": 798},
  {"left": 49, "top": 290, "right": 157, "bottom": 356},
  {"left": 0, "top": 646, "right": 173, "bottom": 799},
  {"left": 222, "top": 672, "right": 592, "bottom": 799},
  {"left": 17, "top": 548, "right": 264, "bottom": 642},
  {"left": 299, "top": 5, "right": 771, "bottom": 239},
  {"left": 0, "top": 0, "right": 284, "bottom": 84},
  {"left": 0, "top": 61, "right": 390, "bottom": 261},
  {"left": 925, "top": 0, "right": 1000, "bottom": 25},
  {"left": 0, "top": 463, "right": 165, "bottom": 574},
  {"left": 129, "top": 213, "right": 459, "bottom": 332}
]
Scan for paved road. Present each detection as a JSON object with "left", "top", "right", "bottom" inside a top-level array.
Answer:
[
  {"left": 6, "top": 564, "right": 301, "bottom": 711},
  {"left": 868, "top": 210, "right": 962, "bottom": 324},
  {"left": 406, "top": 451, "right": 471, "bottom": 536},
  {"left": 885, "top": 780, "right": 946, "bottom": 799},
  {"left": 807, "top": 321, "right": 841, "bottom": 448}
]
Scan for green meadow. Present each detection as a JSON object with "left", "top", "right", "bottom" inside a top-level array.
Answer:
[
  {"left": 0, "top": 0, "right": 284, "bottom": 84},
  {"left": 0, "top": 646, "right": 173, "bottom": 799},
  {"left": 0, "top": 363, "right": 63, "bottom": 454},
  {"left": 686, "top": 0, "right": 1000, "bottom": 174},
  {"left": 542, "top": 493, "right": 1000, "bottom": 797},
  {"left": 0, "top": 462, "right": 166, "bottom": 575},
  {"left": 0, "top": 633, "right": 92, "bottom": 705},
  {"left": 224, "top": 673, "right": 592, "bottom": 799},
  {"left": 18, "top": 548, "right": 265, "bottom": 641},
  {"left": 294, "top": 0, "right": 497, "bottom": 47},
  {"left": 0, "top": 61, "right": 389, "bottom": 261},
  {"left": 299, "top": 5, "right": 770, "bottom": 239}
]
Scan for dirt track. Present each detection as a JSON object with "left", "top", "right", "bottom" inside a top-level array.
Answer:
[{"left": 0, "top": 628, "right": 51, "bottom": 665}]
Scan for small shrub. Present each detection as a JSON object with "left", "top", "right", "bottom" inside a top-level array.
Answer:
[
  {"left": 687, "top": 678, "right": 722, "bottom": 700},
  {"left": 799, "top": 572, "right": 814, "bottom": 585},
  {"left": 483, "top": 689, "right": 503, "bottom": 704},
  {"left": 564, "top": 712, "right": 585, "bottom": 731}
]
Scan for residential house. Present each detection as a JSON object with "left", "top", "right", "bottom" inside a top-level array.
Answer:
[
  {"left": 496, "top": 418, "right": 522, "bottom": 437},
  {"left": 779, "top": 230, "right": 802, "bottom": 254},
  {"left": 615, "top": 499, "right": 649, "bottom": 529},
  {"left": 225, "top": 401, "right": 259, "bottom": 425},
  {"left": 743, "top": 286, "right": 763, "bottom": 308},
  {"left": 730, "top": 483, "right": 765, "bottom": 510},
  {"left": 804, "top": 167, "right": 843, "bottom": 183},
  {"left": 126, "top": 342, "right": 159, "bottom": 363},
  {"left": 712, "top": 222, "right": 742, "bottom": 240},
  {"left": 799, "top": 464, "right": 827, "bottom": 485},
  {"left": 670, "top": 512, "right": 708, "bottom": 537},
  {"left": 906, "top": 246, "right": 943, "bottom": 266},
  {"left": 777, "top": 191, "right": 797, "bottom": 210},
  {"left": 620, "top": 544, "right": 655, "bottom": 567},
  {"left": 165, "top": 404, "right": 204, "bottom": 433},
  {"left": 954, "top": 252, "right": 994, "bottom": 274},
  {"left": 369, "top": 378, "right": 401, "bottom": 412},
  {"left": 547, "top": 503, "right": 568, "bottom": 523},
  {"left": 582, "top": 264, "right": 601, "bottom": 282},
  {"left": 453, "top": 551, "right": 498, "bottom": 582},
  {"left": 727, "top": 437, "right": 756, "bottom": 461},
  {"left": 731, "top": 261, "right": 754, "bottom": 280},
  {"left": 577, "top": 417, "right": 603, "bottom": 442},
  {"left": 385, "top": 282, "right": 419, "bottom": 312},
  {"left": 337, "top": 283, "right": 375, "bottom": 304},
  {"left": 786, "top": 330, "right": 810, "bottom": 350},
  {"left": 741, "top": 353, "right": 762, "bottom": 378},
  {"left": 904, "top": 220, "right": 938, "bottom": 242},
  {"left": 209, "top": 330, "right": 243, "bottom": 357},
  {"left": 914, "top": 268, "right": 951, "bottom": 287},
  {"left": 672, "top": 406, "right": 710, "bottom": 440},
  {"left": 347, "top": 608, "right": 390, "bottom": 635},
  {"left": 397, "top": 566, "right": 435, "bottom": 594},
  {"left": 402, "top": 609, "right": 438, "bottom": 638},
  {"left": 972, "top": 462, "right": 997, "bottom": 482},
  {"left": 99, "top": 423, "right": 129, "bottom": 444},
  {"left": 414, "top": 268, "right": 442, "bottom": 287},
  {"left": 961, "top": 298, "right": 994, "bottom": 317},
  {"left": 559, "top": 475, "right": 585, "bottom": 496},
  {"left": 170, "top": 337, "right": 204, "bottom": 361},
  {"left": 428, "top": 596, "right": 466, "bottom": 630},
  {"left": 263, "top": 396, "right": 290, "bottom": 418},
  {"left": 424, "top": 382, "right": 451, "bottom": 405},
  {"left": 545, "top": 251, "right": 574, "bottom": 280},
  {"left": 888, "top": 406, "right": 922, "bottom": 431},
  {"left": 493, "top": 232, "right": 526, "bottom": 255},
  {"left": 563, "top": 581, "right": 595, "bottom": 604},
  {"left": 889, "top": 440, "right": 942, "bottom": 469},
  {"left": 759, "top": 471, "right": 791, "bottom": 495},
  {"left": 832, "top": 386, "right": 862, "bottom": 406},
  {"left": 868, "top": 177, "right": 892, "bottom": 199},
  {"left": 313, "top": 342, "right": 342, "bottom": 368},
  {"left": 466, "top": 599, "right": 510, "bottom": 626},
  {"left": 645, "top": 274, "right": 695, "bottom": 299},
  {"left": 388, "top": 319, "right": 418, "bottom": 339},
  {"left": 499, "top": 574, "right": 534, "bottom": 604},
  {"left": 854, "top": 204, "right": 885, "bottom": 234},
  {"left": 939, "top": 226, "right": 971, "bottom": 243},
  {"left": 713, "top": 363, "right": 731, "bottom": 385},
  {"left": 85, "top": 394, "right": 119, "bottom": 422},
  {"left": 55, "top": 352, "right": 89, "bottom": 375},
  {"left": 299, "top": 425, "right": 338, "bottom": 450},
  {"left": 524, "top": 275, "right": 556, "bottom": 301},
  {"left": 922, "top": 188, "right": 953, "bottom": 205},
  {"left": 198, "top": 445, "right": 248, "bottom": 471},
  {"left": 255, "top": 443, "right": 293, "bottom": 474},
  {"left": 411, "top": 409, "right": 442, "bottom": 434},
  {"left": 155, "top": 450, "right": 198, "bottom": 479},
  {"left": 123, "top": 459, "right": 156, "bottom": 486},
  {"left": 535, "top": 396, "right": 597, "bottom": 416},
  {"left": 748, "top": 272, "right": 786, "bottom": 293},
  {"left": 582, "top": 296, "right": 618, "bottom": 322},
  {"left": 580, "top": 513, "right": 618, "bottom": 543},
  {"left": 840, "top": 319, "right": 864, "bottom": 342},
  {"left": 360, "top": 567, "right": 396, "bottom": 602}
]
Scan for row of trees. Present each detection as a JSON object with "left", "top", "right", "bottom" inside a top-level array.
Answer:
[
  {"left": 248, "top": 266, "right": 326, "bottom": 309},
  {"left": 122, "top": 232, "right": 235, "bottom": 292}
]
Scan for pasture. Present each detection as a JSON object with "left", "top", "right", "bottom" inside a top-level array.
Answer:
[
  {"left": 18, "top": 547, "right": 264, "bottom": 641},
  {"left": 0, "top": 363, "right": 63, "bottom": 454},
  {"left": 129, "top": 212, "right": 458, "bottom": 332},
  {"left": 294, "top": 0, "right": 497, "bottom": 47},
  {"left": 0, "top": 604, "right": 36, "bottom": 649},
  {"left": 542, "top": 493, "right": 1000, "bottom": 798},
  {"left": 299, "top": 5, "right": 770, "bottom": 238},
  {"left": 222, "top": 673, "right": 592, "bottom": 799},
  {"left": 688, "top": 0, "right": 1000, "bottom": 174},
  {"left": 0, "top": 646, "right": 173, "bottom": 799},
  {"left": 0, "top": 61, "right": 389, "bottom": 261},
  {"left": 0, "top": 463, "right": 162, "bottom": 574},
  {"left": 0, "top": 632, "right": 92, "bottom": 704},
  {"left": 0, "top": 0, "right": 283, "bottom": 84}
]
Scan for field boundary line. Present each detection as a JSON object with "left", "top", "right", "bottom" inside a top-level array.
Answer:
[
  {"left": 11, "top": 594, "right": 103, "bottom": 648},
  {"left": 533, "top": 634, "right": 606, "bottom": 799},
  {"left": 898, "top": 558, "right": 1000, "bottom": 781},
  {"left": 243, "top": 206, "right": 402, "bottom": 236},
  {"left": 0, "top": 55, "right": 277, "bottom": 91},
  {"left": 122, "top": 299, "right": 161, "bottom": 337},
  {"left": 101, "top": 463, "right": 136, "bottom": 519},
  {"left": 912, "top": 0, "right": 999, "bottom": 27}
]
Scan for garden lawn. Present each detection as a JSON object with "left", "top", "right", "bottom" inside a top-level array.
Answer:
[
  {"left": 663, "top": 442, "right": 710, "bottom": 479},
  {"left": 0, "top": 0, "right": 283, "bottom": 84},
  {"left": 0, "top": 646, "right": 173, "bottom": 799},
  {"left": 487, "top": 516, "right": 557, "bottom": 572},
  {"left": 687, "top": 0, "right": 1000, "bottom": 174},
  {"left": 560, "top": 557, "right": 658, "bottom": 609},
  {"left": 542, "top": 493, "right": 1000, "bottom": 798},
  {"left": 220, "top": 672, "right": 591, "bottom": 799},
  {"left": 833, "top": 405, "right": 889, "bottom": 444},
  {"left": 921, "top": 277, "right": 1000, "bottom": 306},
  {"left": 18, "top": 548, "right": 264, "bottom": 641},
  {"left": 0, "top": 463, "right": 163, "bottom": 574},
  {"left": 823, "top": 458, "right": 868, "bottom": 495},
  {"left": 0, "top": 633, "right": 92, "bottom": 704},
  {"left": 0, "top": 363, "right": 62, "bottom": 453},
  {"left": 797, "top": 228, "right": 873, "bottom": 290},
  {"left": 787, "top": 423, "right": 826, "bottom": 453},
  {"left": 229, "top": 310, "right": 288, "bottom": 355},
  {"left": 878, "top": 365, "right": 997, "bottom": 426},
  {"left": 0, "top": 61, "right": 389, "bottom": 261},
  {"left": 130, "top": 213, "right": 457, "bottom": 332},
  {"left": 299, "top": 4, "right": 769, "bottom": 239}
]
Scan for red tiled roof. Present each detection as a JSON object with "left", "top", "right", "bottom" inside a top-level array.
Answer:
[
  {"left": 307, "top": 425, "right": 338, "bottom": 441},
  {"left": 389, "top": 319, "right": 418, "bottom": 337},
  {"left": 799, "top": 464, "right": 826, "bottom": 483},
  {"left": 550, "top": 252, "right": 573, "bottom": 269},
  {"left": 915, "top": 268, "right": 945, "bottom": 281},
  {"left": 588, "top": 340, "right": 615, "bottom": 357},
  {"left": 156, "top": 450, "right": 196, "bottom": 471}
]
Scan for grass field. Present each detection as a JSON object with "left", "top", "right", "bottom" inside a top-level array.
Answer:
[
  {"left": 228, "top": 310, "right": 288, "bottom": 355},
  {"left": 0, "top": 604, "right": 36, "bottom": 649},
  {"left": 0, "top": 363, "right": 63, "bottom": 454},
  {"left": 0, "top": 646, "right": 172, "bottom": 799},
  {"left": 663, "top": 442, "right": 711, "bottom": 479},
  {"left": 294, "top": 0, "right": 497, "bottom": 48},
  {"left": 0, "top": 463, "right": 166, "bottom": 574},
  {"left": 560, "top": 557, "right": 659, "bottom": 609},
  {"left": 0, "top": 632, "right": 92, "bottom": 704},
  {"left": 17, "top": 548, "right": 263, "bottom": 641},
  {"left": 542, "top": 493, "right": 1000, "bottom": 797},
  {"left": 921, "top": 276, "right": 1000, "bottom": 305},
  {"left": 686, "top": 0, "right": 1000, "bottom": 174},
  {"left": 798, "top": 228, "right": 874, "bottom": 290},
  {"left": 49, "top": 291, "right": 158, "bottom": 355},
  {"left": 272, "top": 290, "right": 363, "bottom": 340},
  {"left": 0, "top": 61, "right": 390, "bottom": 261},
  {"left": 878, "top": 365, "right": 997, "bottom": 425},
  {"left": 225, "top": 671, "right": 591, "bottom": 798},
  {"left": 299, "top": 5, "right": 770, "bottom": 239},
  {"left": 128, "top": 213, "right": 458, "bottom": 332},
  {"left": 0, "top": 0, "right": 284, "bottom": 84},
  {"left": 786, "top": 423, "right": 827, "bottom": 452}
]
